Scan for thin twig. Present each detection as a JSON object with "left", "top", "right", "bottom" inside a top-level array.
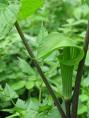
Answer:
[
  {"left": 15, "top": 21, "right": 66, "bottom": 118},
  {"left": 71, "top": 21, "right": 89, "bottom": 118}
]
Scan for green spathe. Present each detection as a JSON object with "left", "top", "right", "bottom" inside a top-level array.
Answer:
[{"left": 37, "top": 32, "right": 84, "bottom": 99}]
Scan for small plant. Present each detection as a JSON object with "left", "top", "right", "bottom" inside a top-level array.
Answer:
[
  {"left": 37, "top": 32, "right": 84, "bottom": 100},
  {"left": 0, "top": 0, "right": 89, "bottom": 118}
]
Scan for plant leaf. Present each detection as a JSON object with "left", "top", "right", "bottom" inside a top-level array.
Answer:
[
  {"left": 15, "top": 99, "right": 27, "bottom": 110},
  {"left": 4, "top": 84, "right": 18, "bottom": 100},
  {"left": 0, "top": 0, "right": 8, "bottom": 4},
  {"left": 18, "top": 0, "right": 43, "bottom": 20},
  {"left": 0, "top": 2, "right": 19, "bottom": 39},
  {"left": 18, "top": 58, "right": 35, "bottom": 75}
]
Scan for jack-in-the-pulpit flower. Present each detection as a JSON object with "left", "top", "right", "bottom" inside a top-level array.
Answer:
[{"left": 37, "top": 32, "right": 84, "bottom": 100}]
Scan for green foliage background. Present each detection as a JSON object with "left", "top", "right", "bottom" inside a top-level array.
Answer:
[{"left": 0, "top": 0, "right": 89, "bottom": 118}]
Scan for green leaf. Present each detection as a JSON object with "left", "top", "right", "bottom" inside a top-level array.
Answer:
[
  {"left": 24, "top": 100, "right": 39, "bottom": 118},
  {"left": 37, "top": 25, "right": 48, "bottom": 47},
  {"left": 11, "top": 80, "right": 26, "bottom": 90},
  {"left": 78, "top": 104, "right": 88, "bottom": 115},
  {"left": 0, "top": 85, "right": 3, "bottom": 91},
  {"left": 0, "top": 3, "right": 19, "bottom": 39},
  {"left": 81, "top": 75, "right": 89, "bottom": 87},
  {"left": 4, "top": 84, "right": 18, "bottom": 100},
  {"left": 5, "top": 113, "right": 20, "bottom": 118},
  {"left": 25, "top": 80, "right": 35, "bottom": 90},
  {"left": 37, "top": 107, "right": 61, "bottom": 118},
  {"left": 15, "top": 99, "right": 27, "bottom": 110},
  {"left": 38, "top": 104, "right": 52, "bottom": 113},
  {"left": 85, "top": 50, "right": 89, "bottom": 66},
  {"left": 18, "top": 0, "right": 43, "bottom": 20},
  {"left": 0, "top": 0, "right": 8, "bottom": 4},
  {"left": 18, "top": 58, "right": 35, "bottom": 75},
  {"left": 79, "top": 94, "right": 89, "bottom": 102}
]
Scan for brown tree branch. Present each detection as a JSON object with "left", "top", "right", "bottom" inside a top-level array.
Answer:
[
  {"left": 15, "top": 21, "right": 66, "bottom": 118},
  {"left": 71, "top": 21, "right": 89, "bottom": 118}
]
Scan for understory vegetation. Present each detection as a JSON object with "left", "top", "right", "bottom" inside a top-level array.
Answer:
[{"left": 0, "top": 0, "right": 89, "bottom": 118}]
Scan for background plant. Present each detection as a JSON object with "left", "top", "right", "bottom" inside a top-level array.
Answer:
[{"left": 0, "top": 0, "right": 89, "bottom": 118}]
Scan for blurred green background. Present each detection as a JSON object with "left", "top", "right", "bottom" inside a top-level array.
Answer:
[{"left": 0, "top": 0, "right": 89, "bottom": 118}]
